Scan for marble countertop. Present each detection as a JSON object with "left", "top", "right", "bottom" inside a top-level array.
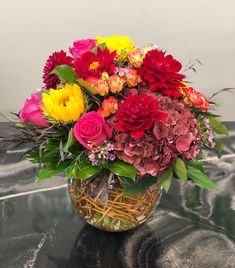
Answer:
[{"left": 0, "top": 123, "right": 235, "bottom": 268}]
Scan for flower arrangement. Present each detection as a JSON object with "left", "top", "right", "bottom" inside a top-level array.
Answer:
[{"left": 3, "top": 35, "right": 229, "bottom": 231}]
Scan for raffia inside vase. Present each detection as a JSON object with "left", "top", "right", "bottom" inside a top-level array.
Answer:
[{"left": 68, "top": 178, "right": 162, "bottom": 232}]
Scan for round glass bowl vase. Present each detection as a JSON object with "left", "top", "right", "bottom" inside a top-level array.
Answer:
[{"left": 68, "top": 176, "right": 162, "bottom": 232}]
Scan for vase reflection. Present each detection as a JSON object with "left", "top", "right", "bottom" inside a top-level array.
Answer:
[{"left": 69, "top": 224, "right": 162, "bottom": 268}]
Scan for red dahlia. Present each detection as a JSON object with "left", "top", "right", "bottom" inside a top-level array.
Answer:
[
  {"left": 43, "top": 50, "right": 73, "bottom": 89},
  {"left": 115, "top": 94, "right": 168, "bottom": 139},
  {"left": 74, "top": 47, "right": 116, "bottom": 79},
  {"left": 138, "top": 50, "right": 185, "bottom": 97}
]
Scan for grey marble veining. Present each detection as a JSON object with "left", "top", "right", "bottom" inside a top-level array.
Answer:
[{"left": 0, "top": 122, "right": 235, "bottom": 268}]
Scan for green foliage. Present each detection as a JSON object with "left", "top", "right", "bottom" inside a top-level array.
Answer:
[
  {"left": 107, "top": 160, "right": 137, "bottom": 181},
  {"left": 40, "top": 139, "right": 60, "bottom": 163},
  {"left": 173, "top": 158, "right": 187, "bottom": 180},
  {"left": 214, "top": 139, "right": 224, "bottom": 158},
  {"left": 36, "top": 160, "right": 72, "bottom": 180},
  {"left": 77, "top": 78, "right": 94, "bottom": 93},
  {"left": 187, "top": 165, "right": 217, "bottom": 190},
  {"left": 158, "top": 166, "right": 173, "bottom": 192},
  {"left": 77, "top": 78, "right": 102, "bottom": 107},
  {"left": 209, "top": 117, "right": 229, "bottom": 136},
  {"left": 66, "top": 162, "right": 101, "bottom": 180},
  {"left": 15, "top": 123, "right": 25, "bottom": 128},
  {"left": 51, "top": 65, "right": 77, "bottom": 85},
  {"left": 26, "top": 139, "right": 61, "bottom": 164},
  {"left": 187, "top": 160, "right": 204, "bottom": 173},
  {"left": 121, "top": 175, "right": 157, "bottom": 196},
  {"left": 26, "top": 148, "right": 42, "bottom": 163},
  {"left": 63, "top": 128, "right": 81, "bottom": 154},
  {"left": 42, "top": 139, "right": 61, "bottom": 162}
]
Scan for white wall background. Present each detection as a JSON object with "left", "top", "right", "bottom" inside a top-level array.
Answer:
[{"left": 1, "top": 0, "right": 235, "bottom": 121}]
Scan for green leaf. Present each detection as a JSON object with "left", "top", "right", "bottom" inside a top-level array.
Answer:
[
  {"left": 187, "top": 165, "right": 217, "bottom": 190},
  {"left": 15, "top": 123, "right": 25, "bottom": 128},
  {"left": 63, "top": 128, "right": 76, "bottom": 153},
  {"left": 42, "top": 139, "right": 60, "bottom": 163},
  {"left": 36, "top": 161, "right": 71, "bottom": 180},
  {"left": 77, "top": 78, "right": 94, "bottom": 93},
  {"left": 121, "top": 176, "right": 157, "bottom": 196},
  {"left": 26, "top": 149, "right": 42, "bottom": 163},
  {"left": 187, "top": 160, "right": 204, "bottom": 173},
  {"left": 51, "top": 65, "right": 77, "bottom": 84},
  {"left": 26, "top": 139, "right": 61, "bottom": 164},
  {"left": 214, "top": 139, "right": 224, "bottom": 158},
  {"left": 158, "top": 166, "right": 173, "bottom": 192},
  {"left": 107, "top": 160, "right": 137, "bottom": 181},
  {"left": 66, "top": 162, "right": 101, "bottom": 180},
  {"left": 209, "top": 117, "right": 229, "bottom": 136},
  {"left": 173, "top": 158, "right": 187, "bottom": 180}
]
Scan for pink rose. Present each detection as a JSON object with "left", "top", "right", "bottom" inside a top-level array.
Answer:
[
  {"left": 69, "top": 39, "right": 96, "bottom": 60},
  {"left": 20, "top": 93, "right": 49, "bottom": 128},
  {"left": 74, "top": 111, "right": 112, "bottom": 150}
]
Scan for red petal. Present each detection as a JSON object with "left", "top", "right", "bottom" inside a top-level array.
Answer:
[{"left": 130, "top": 130, "right": 145, "bottom": 139}]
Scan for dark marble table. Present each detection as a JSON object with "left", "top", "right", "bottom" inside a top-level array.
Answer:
[{"left": 0, "top": 123, "right": 235, "bottom": 268}]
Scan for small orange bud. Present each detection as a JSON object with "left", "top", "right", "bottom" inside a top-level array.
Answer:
[
  {"left": 127, "top": 48, "right": 144, "bottom": 68},
  {"left": 86, "top": 76, "right": 109, "bottom": 96},
  {"left": 182, "top": 86, "right": 209, "bottom": 111},
  {"left": 98, "top": 96, "right": 118, "bottom": 117},
  {"left": 93, "top": 80, "right": 109, "bottom": 96},
  {"left": 125, "top": 69, "right": 142, "bottom": 87},
  {"left": 108, "top": 74, "right": 126, "bottom": 93},
  {"left": 101, "top": 72, "right": 110, "bottom": 81}
]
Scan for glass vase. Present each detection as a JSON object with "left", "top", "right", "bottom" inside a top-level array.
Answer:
[{"left": 68, "top": 175, "right": 162, "bottom": 232}]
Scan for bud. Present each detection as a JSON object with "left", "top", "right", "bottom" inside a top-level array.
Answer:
[
  {"left": 125, "top": 69, "right": 142, "bottom": 87},
  {"left": 86, "top": 76, "right": 109, "bottom": 96},
  {"left": 93, "top": 80, "right": 109, "bottom": 96},
  {"left": 127, "top": 48, "right": 144, "bottom": 68},
  {"left": 108, "top": 74, "right": 126, "bottom": 93},
  {"left": 101, "top": 72, "right": 110, "bottom": 81},
  {"left": 143, "top": 44, "right": 159, "bottom": 56},
  {"left": 98, "top": 96, "right": 118, "bottom": 117},
  {"left": 182, "top": 86, "right": 209, "bottom": 111}
]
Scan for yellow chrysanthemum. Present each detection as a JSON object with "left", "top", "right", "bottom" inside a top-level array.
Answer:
[
  {"left": 96, "top": 35, "right": 135, "bottom": 60},
  {"left": 42, "top": 84, "right": 85, "bottom": 123}
]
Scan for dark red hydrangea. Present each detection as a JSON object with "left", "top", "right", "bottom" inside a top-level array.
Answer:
[
  {"left": 115, "top": 94, "right": 168, "bottom": 139},
  {"left": 114, "top": 94, "right": 200, "bottom": 177},
  {"left": 138, "top": 50, "right": 185, "bottom": 97},
  {"left": 74, "top": 47, "right": 116, "bottom": 79},
  {"left": 43, "top": 50, "right": 73, "bottom": 89}
]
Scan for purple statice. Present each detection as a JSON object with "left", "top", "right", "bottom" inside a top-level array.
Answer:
[
  {"left": 88, "top": 141, "right": 115, "bottom": 166},
  {"left": 204, "top": 118, "right": 215, "bottom": 148}
]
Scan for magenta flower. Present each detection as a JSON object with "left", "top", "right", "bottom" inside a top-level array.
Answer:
[
  {"left": 20, "top": 93, "right": 49, "bottom": 128},
  {"left": 74, "top": 112, "right": 112, "bottom": 151},
  {"left": 69, "top": 39, "right": 96, "bottom": 60}
]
